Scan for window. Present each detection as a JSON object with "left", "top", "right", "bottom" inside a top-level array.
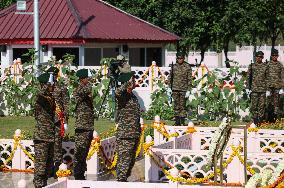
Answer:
[
  {"left": 53, "top": 48, "right": 79, "bottom": 66},
  {"left": 13, "top": 48, "right": 31, "bottom": 63},
  {"left": 102, "top": 48, "right": 118, "bottom": 58},
  {"left": 85, "top": 48, "right": 101, "bottom": 66},
  {"left": 129, "top": 48, "right": 145, "bottom": 66},
  {"left": 146, "top": 48, "right": 162, "bottom": 67},
  {"left": 129, "top": 47, "right": 162, "bottom": 67}
]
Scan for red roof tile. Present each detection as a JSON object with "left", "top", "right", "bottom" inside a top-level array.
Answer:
[{"left": 0, "top": 0, "right": 179, "bottom": 44}]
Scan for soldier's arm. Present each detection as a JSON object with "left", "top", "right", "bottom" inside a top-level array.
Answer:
[
  {"left": 246, "top": 64, "right": 252, "bottom": 89},
  {"left": 188, "top": 66, "right": 193, "bottom": 89},
  {"left": 281, "top": 64, "right": 284, "bottom": 88},
  {"left": 62, "top": 85, "right": 70, "bottom": 119},
  {"left": 115, "top": 81, "right": 130, "bottom": 97}
]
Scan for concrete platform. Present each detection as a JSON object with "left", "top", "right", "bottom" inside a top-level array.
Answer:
[{"left": 0, "top": 158, "right": 145, "bottom": 188}]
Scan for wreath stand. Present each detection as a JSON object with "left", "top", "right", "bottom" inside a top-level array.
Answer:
[{"left": 212, "top": 121, "right": 248, "bottom": 185}]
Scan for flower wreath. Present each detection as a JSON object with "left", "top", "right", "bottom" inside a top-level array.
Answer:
[
  {"left": 245, "top": 158, "right": 284, "bottom": 187},
  {"left": 207, "top": 117, "right": 232, "bottom": 167}
]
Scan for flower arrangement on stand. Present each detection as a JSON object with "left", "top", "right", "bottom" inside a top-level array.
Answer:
[
  {"left": 207, "top": 116, "right": 232, "bottom": 166},
  {"left": 56, "top": 163, "right": 71, "bottom": 181}
]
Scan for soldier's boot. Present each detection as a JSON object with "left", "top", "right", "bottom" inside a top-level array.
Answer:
[
  {"left": 173, "top": 116, "right": 180, "bottom": 126},
  {"left": 53, "top": 162, "right": 61, "bottom": 179},
  {"left": 258, "top": 117, "right": 264, "bottom": 126},
  {"left": 253, "top": 118, "right": 259, "bottom": 126},
  {"left": 180, "top": 117, "right": 186, "bottom": 126}
]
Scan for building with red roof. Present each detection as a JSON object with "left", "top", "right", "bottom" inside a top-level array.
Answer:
[{"left": 0, "top": 0, "right": 179, "bottom": 67}]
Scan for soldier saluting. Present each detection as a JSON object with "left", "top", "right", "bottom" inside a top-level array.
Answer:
[
  {"left": 167, "top": 52, "right": 192, "bottom": 126},
  {"left": 115, "top": 64, "right": 141, "bottom": 182},
  {"left": 73, "top": 69, "right": 94, "bottom": 180},
  {"left": 46, "top": 66, "right": 69, "bottom": 178},
  {"left": 246, "top": 51, "right": 268, "bottom": 126},
  {"left": 33, "top": 73, "right": 56, "bottom": 188}
]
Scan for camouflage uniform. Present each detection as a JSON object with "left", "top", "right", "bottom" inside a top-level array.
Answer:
[
  {"left": 52, "top": 81, "right": 69, "bottom": 175},
  {"left": 247, "top": 62, "right": 268, "bottom": 124},
  {"left": 33, "top": 85, "right": 56, "bottom": 188},
  {"left": 73, "top": 81, "right": 94, "bottom": 180},
  {"left": 266, "top": 60, "right": 284, "bottom": 121},
  {"left": 115, "top": 79, "right": 141, "bottom": 182},
  {"left": 168, "top": 60, "right": 192, "bottom": 125}
]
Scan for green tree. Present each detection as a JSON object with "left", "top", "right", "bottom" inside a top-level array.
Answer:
[{"left": 0, "top": 0, "right": 16, "bottom": 10}]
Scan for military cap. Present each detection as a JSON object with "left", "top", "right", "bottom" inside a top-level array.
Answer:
[
  {"left": 76, "top": 69, "right": 89, "bottom": 79},
  {"left": 176, "top": 52, "right": 185, "bottom": 58},
  {"left": 116, "top": 54, "right": 127, "bottom": 61},
  {"left": 255, "top": 51, "right": 264, "bottom": 57},
  {"left": 117, "top": 64, "right": 134, "bottom": 83},
  {"left": 271, "top": 49, "right": 279, "bottom": 55},
  {"left": 38, "top": 73, "right": 50, "bottom": 84},
  {"left": 117, "top": 71, "right": 135, "bottom": 83},
  {"left": 47, "top": 66, "right": 59, "bottom": 75}
]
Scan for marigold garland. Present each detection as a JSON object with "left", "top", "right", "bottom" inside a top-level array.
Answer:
[
  {"left": 144, "top": 140, "right": 244, "bottom": 184},
  {"left": 248, "top": 127, "right": 259, "bottom": 132},
  {"left": 186, "top": 127, "right": 197, "bottom": 134},
  {"left": 56, "top": 169, "right": 72, "bottom": 177},
  {"left": 262, "top": 172, "right": 284, "bottom": 188}
]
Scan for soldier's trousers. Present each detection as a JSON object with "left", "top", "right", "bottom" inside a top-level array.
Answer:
[
  {"left": 266, "top": 88, "right": 281, "bottom": 119},
  {"left": 116, "top": 137, "right": 140, "bottom": 181},
  {"left": 54, "top": 123, "right": 63, "bottom": 164},
  {"left": 74, "top": 129, "right": 93, "bottom": 180},
  {"left": 250, "top": 92, "right": 266, "bottom": 121},
  {"left": 33, "top": 140, "right": 54, "bottom": 188},
  {"left": 172, "top": 91, "right": 187, "bottom": 117}
]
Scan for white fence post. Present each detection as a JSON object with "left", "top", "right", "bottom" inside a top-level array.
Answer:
[
  {"left": 225, "top": 139, "right": 245, "bottom": 184},
  {"left": 153, "top": 115, "right": 162, "bottom": 145},
  {"left": 86, "top": 152, "right": 100, "bottom": 175},
  {"left": 144, "top": 136, "right": 160, "bottom": 182},
  {"left": 86, "top": 131, "right": 100, "bottom": 175}
]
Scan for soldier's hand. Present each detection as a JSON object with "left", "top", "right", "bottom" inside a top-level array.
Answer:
[
  {"left": 266, "top": 91, "right": 271, "bottom": 97},
  {"left": 245, "top": 89, "right": 251, "bottom": 96},
  {"left": 64, "top": 123, "right": 68, "bottom": 130},
  {"left": 185, "top": 91, "right": 190, "bottom": 98},
  {"left": 164, "top": 80, "right": 169, "bottom": 84},
  {"left": 191, "top": 88, "right": 198, "bottom": 94},
  {"left": 279, "top": 89, "right": 284, "bottom": 95}
]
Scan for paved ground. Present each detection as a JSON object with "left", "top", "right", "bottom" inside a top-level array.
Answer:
[{"left": 0, "top": 158, "right": 145, "bottom": 188}]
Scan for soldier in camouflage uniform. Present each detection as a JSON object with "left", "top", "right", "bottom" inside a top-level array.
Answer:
[
  {"left": 47, "top": 67, "right": 69, "bottom": 178},
  {"left": 246, "top": 51, "right": 268, "bottom": 126},
  {"left": 33, "top": 73, "right": 56, "bottom": 188},
  {"left": 167, "top": 52, "right": 192, "bottom": 126},
  {"left": 266, "top": 49, "right": 284, "bottom": 122},
  {"left": 115, "top": 65, "right": 141, "bottom": 182},
  {"left": 73, "top": 68, "right": 94, "bottom": 180}
]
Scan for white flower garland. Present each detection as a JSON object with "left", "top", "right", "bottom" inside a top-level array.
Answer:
[
  {"left": 261, "top": 169, "right": 273, "bottom": 186},
  {"left": 245, "top": 159, "right": 284, "bottom": 188},
  {"left": 268, "top": 158, "right": 284, "bottom": 184},
  {"left": 245, "top": 173, "right": 262, "bottom": 188},
  {"left": 207, "top": 117, "right": 231, "bottom": 165}
]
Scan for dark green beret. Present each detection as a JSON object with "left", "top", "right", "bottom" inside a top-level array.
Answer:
[
  {"left": 176, "top": 52, "right": 185, "bottom": 57},
  {"left": 271, "top": 48, "right": 279, "bottom": 55},
  {"left": 117, "top": 71, "right": 135, "bottom": 83},
  {"left": 38, "top": 73, "right": 50, "bottom": 84},
  {"left": 47, "top": 67, "right": 59, "bottom": 75},
  {"left": 76, "top": 69, "right": 88, "bottom": 79},
  {"left": 255, "top": 51, "right": 264, "bottom": 56}
]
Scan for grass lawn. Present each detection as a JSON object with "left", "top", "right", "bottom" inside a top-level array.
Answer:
[
  {"left": 2, "top": 116, "right": 281, "bottom": 140},
  {"left": 0, "top": 116, "right": 116, "bottom": 139},
  {"left": 0, "top": 116, "right": 157, "bottom": 139}
]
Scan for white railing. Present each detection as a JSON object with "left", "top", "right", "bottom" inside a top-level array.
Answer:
[
  {"left": 154, "top": 126, "right": 284, "bottom": 153},
  {"left": 146, "top": 128, "right": 284, "bottom": 183},
  {"left": 45, "top": 180, "right": 232, "bottom": 188},
  {"left": 0, "top": 137, "right": 117, "bottom": 175}
]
